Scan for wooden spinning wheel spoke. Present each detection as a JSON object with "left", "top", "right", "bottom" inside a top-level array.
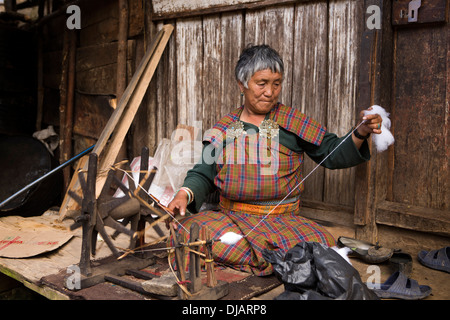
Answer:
[{"left": 67, "top": 148, "right": 166, "bottom": 276}]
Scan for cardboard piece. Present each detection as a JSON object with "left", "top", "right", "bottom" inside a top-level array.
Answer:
[{"left": 0, "top": 217, "right": 72, "bottom": 258}]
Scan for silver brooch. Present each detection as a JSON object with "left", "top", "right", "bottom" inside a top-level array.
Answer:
[
  {"left": 259, "top": 119, "right": 279, "bottom": 139},
  {"left": 227, "top": 121, "right": 246, "bottom": 140}
]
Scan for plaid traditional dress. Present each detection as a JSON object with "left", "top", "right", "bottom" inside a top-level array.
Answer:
[{"left": 173, "top": 103, "right": 336, "bottom": 276}]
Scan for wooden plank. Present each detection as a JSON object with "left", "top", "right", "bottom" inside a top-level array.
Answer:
[
  {"left": 95, "top": 24, "right": 174, "bottom": 197},
  {"left": 155, "top": 21, "right": 178, "bottom": 147},
  {"left": 104, "top": 273, "right": 150, "bottom": 295},
  {"left": 152, "top": 0, "right": 300, "bottom": 20},
  {"left": 59, "top": 25, "right": 174, "bottom": 218},
  {"left": 301, "top": 199, "right": 354, "bottom": 227},
  {"left": 59, "top": 30, "right": 77, "bottom": 194},
  {"left": 127, "top": 4, "right": 157, "bottom": 155},
  {"left": 176, "top": 18, "right": 203, "bottom": 127},
  {"left": 292, "top": 1, "right": 328, "bottom": 202},
  {"left": 219, "top": 13, "right": 245, "bottom": 117},
  {"left": 376, "top": 201, "right": 450, "bottom": 237},
  {"left": 392, "top": 0, "right": 448, "bottom": 26},
  {"left": 76, "top": 60, "right": 134, "bottom": 95},
  {"left": 78, "top": 0, "right": 143, "bottom": 47},
  {"left": 76, "top": 41, "right": 135, "bottom": 73},
  {"left": 0, "top": 214, "right": 134, "bottom": 299},
  {"left": 75, "top": 41, "right": 136, "bottom": 95},
  {"left": 79, "top": 17, "right": 119, "bottom": 47},
  {"left": 76, "top": 63, "right": 117, "bottom": 95},
  {"left": 73, "top": 93, "right": 115, "bottom": 139},
  {"left": 202, "top": 13, "right": 244, "bottom": 129},
  {"left": 390, "top": 25, "right": 449, "bottom": 210},
  {"left": 152, "top": 0, "right": 257, "bottom": 16},
  {"left": 117, "top": 0, "right": 129, "bottom": 100},
  {"left": 354, "top": 0, "right": 393, "bottom": 243},
  {"left": 203, "top": 14, "right": 224, "bottom": 131},
  {"left": 244, "top": 5, "right": 295, "bottom": 107},
  {"left": 324, "top": 0, "right": 363, "bottom": 207}
]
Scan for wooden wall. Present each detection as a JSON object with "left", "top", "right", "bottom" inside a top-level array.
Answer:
[
  {"left": 40, "top": 0, "right": 148, "bottom": 159},
  {"left": 152, "top": 0, "right": 364, "bottom": 222},
  {"left": 39, "top": 0, "right": 367, "bottom": 226},
  {"left": 37, "top": 0, "right": 449, "bottom": 242}
]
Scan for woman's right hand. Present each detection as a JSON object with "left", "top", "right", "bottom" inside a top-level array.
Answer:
[{"left": 167, "top": 190, "right": 189, "bottom": 218}]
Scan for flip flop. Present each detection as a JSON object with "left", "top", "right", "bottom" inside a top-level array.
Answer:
[
  {"left": 337, "top": 236, "right": 393, "bottom": 264},
  {"left": 372, "top": 271, "right": 432, "bottom": 300},
  {"left": 418, "top": 247, "right": 450, "bottom": 273}
]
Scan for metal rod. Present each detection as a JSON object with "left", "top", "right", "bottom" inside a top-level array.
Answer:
[{"left": 0, "top": 145, "right": 95, "bottom": 209}]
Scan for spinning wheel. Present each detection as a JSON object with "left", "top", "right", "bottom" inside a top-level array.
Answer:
[{"left": 68, "top": 147, "right": 161, "bottom": 276}]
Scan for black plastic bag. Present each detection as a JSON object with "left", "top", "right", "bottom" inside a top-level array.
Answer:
[{"left": 262, "top": 241, "right": 379, "bottom": 300}]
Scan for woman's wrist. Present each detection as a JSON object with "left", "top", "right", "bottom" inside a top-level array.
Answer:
[
  {"left": 353, "top": 128, "right": 370, "bottom": 140},
  {"left": 178, "top": 187, "right": 194, "bottom": 205}
]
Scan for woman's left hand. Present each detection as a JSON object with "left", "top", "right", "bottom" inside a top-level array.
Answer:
[{"left": 357, "top": 107, "right": 383, "bottom": 136}]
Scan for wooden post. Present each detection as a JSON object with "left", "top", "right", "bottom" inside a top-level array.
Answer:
[
  {"left": 203, "top": 227, "right": 217, "bottom": 288},
  {"left": 117, "top": 0, "right": 128, "bottom": 100},
  {"left": 189, "top": 223, "right": 202, "bottom": 293},
  {"left": 170, "top": 224, "right": 188, "bottom": 300},
  {"left": 59, "top": 29, "right": 77, "bottom": 194},
  {"left": 64, "top": 30, "right": 77, "bottom": 191},
  {"left": 354, "top": 0, "right": 393, "bottom": 243},
  {"left": 116, "top": 0, "right": 129, "bottom": 165}
]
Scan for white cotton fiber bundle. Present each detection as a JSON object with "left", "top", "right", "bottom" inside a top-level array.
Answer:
[
  {"left": 364, "top": 105, "right": 395, "bottom": 152},
  {"left": 219, "top": 232, "right": 243, "bottom": 245}
]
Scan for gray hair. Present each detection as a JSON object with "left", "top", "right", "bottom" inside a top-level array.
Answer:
[{"left": 235, "top": 44, "right": 284, "bottom": 88}]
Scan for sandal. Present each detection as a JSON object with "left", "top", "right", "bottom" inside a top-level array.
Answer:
[
  {"left": 418, "top": 247, "right": 450, "bottom": 273},
  {"left": 337, "top": 236, "right": 393, "bottom": 264},
  {"left": 389, "top": 251, "right": 413, "bottom": 276},
  {"left": 372, "top": 271, "right": 432, "bottom": 300}
]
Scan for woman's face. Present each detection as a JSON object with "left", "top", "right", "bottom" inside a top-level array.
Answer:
[{"left": 239, "top": 69, "right": 283, "bottom": 115}]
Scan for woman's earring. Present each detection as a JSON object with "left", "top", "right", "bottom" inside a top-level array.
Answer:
[{"left": 240, "top": 92, "right": 244, "bottom": 97}]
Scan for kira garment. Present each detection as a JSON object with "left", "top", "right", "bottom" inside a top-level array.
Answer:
[{"left": 172, "top": 103, "right": 368, "bottom": 276}]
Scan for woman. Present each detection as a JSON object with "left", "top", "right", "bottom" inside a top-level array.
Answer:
[{"left": 168, "top": 45, "right": 382, "bottom": 276}]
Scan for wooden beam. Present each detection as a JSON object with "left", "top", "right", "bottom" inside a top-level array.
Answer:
[
  {"left": 62, "top": 31, "right": 77, "bottom": 193},
  {"left": 59, "top": 30, "right": 77, "bottom": 194},
  {"left": 151, "top": 0, "right": 303, "bottom": 21},
  {"left": 376, "top": 201, "right": 450, "bottom": 237},
  {"left": 59, "top": 24, "right": 174, "bottom": 219},
  {"left": 354, "top": 0, "right": 393, "bottom": 243},
  {"left": 116, "top": 0, "right": 129, "bottom": 100}
]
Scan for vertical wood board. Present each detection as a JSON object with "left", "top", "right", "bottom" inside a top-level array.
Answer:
[
  {"left": 391, "top": 26, "right": 449, "bottom": 211},
  {"left": 176, "top": 18, "right": 204, "bottom": 127},
  {"left": 156, "top": 21, "right": 178, "bottom": 146},
  {"left": 292, "top": 1, "right": 328, "bottom": 201},
  {"left": 244, "top": 5, "right": 295, "bottom": 106},
  {"left": 324, "top": 0, "right": 362, "bottom": 207}
]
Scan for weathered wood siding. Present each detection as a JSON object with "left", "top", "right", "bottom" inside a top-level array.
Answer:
[
  {"left": 391, "top": 25, "right": 449, "bottom": 211},
  {"left": 153, "top": 0, "right": 363, "bottom": 210},
  {"left": 36, "top": 0, "right": 449, "bottom": 240}
]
